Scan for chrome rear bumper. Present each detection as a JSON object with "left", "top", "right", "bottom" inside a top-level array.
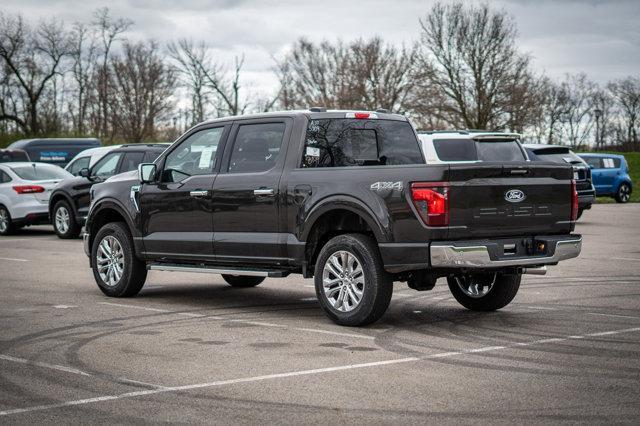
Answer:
[{"left": 430, "top": 236, "right": 582, "bottom": 268}]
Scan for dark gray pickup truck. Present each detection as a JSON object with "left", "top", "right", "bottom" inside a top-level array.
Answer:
[{"left": 83, "top": 109, "right": 581, "bottom": 326}]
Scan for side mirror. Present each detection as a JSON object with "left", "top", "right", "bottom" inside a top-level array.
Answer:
[
  {"left": 138, "top": 163, "right": 157, "bottom": 184},
  {"left": 588, "top": 164, "right": 594, "bottom": 169},
  {"left": 79, "top": 168, "right": 90, "bottom": 178}
]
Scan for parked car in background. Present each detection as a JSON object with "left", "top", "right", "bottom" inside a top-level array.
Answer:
[
  {"left": 0, "top": 162, "right": 72, "bottom": 235},
  {"left": 49, "top": 143, "right": 167, "bottom": 239},
  {"left": 0, "top": 149, "right": 31, "bottom": 163},
  {"left": 524, "top": 144, "right": 596, "bottom": 218},
  {"left": 417, "top": 131, "right": 527, "bottom": 163},
  {"left": 578, "top": 153, "right": 633, "bottom": 203},
  {"left": 65, "top": 146, "right": 122, "bottom": 176},
  {"left": 8, "top": 138, "right": 100, "bottom": 167}
]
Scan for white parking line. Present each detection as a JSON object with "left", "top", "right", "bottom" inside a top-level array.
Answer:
[
  {"left": 0, "top": 354, "right": 91, "bottom": 377},
  {"left": 0, "top": 237, "right": 51, "bottom": 243},
  {"left": 2, "top": 326, "right": 639, "bottom": 417},
  {"left": 587, "top": 312, "right": 640, "bottom": 320},
  {"left": 0, "top": 257, "right": 28, "bottom": 262},
  {"left": 612, "top": 257, "right": 640, "bottom": 261}
]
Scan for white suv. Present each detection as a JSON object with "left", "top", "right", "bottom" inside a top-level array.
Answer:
[{"left": 417, "top": 131, "right": 526, "bottom": 163}]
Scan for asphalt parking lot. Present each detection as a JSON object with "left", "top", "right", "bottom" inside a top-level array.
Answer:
[{"left": 1, "top": 203, "right": 639, "bottom": 424}]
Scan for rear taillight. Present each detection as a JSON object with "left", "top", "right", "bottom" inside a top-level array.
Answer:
[
  {"left": 570, "top": 180, "right": 579, "bottom": 221},
  {"left": 411, "top": 182, "right": 449, "bottom": 227},
  {"left": 13, "top": 185, "right": 45, "bottom": 194}
]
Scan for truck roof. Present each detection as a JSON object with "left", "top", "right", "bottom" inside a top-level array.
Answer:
[{"left": 201, "top": 109, "right": 409, "bottom": 125}]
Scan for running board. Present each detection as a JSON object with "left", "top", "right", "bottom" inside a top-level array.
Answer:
[{"left": 147, "top": 263, "right": 289, "bottom": 278}]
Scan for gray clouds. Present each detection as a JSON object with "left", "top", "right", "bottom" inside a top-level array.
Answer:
[{"left": 1, "top": 0, "right": 638, "bottom": 94}]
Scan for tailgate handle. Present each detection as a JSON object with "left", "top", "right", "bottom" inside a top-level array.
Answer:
[{"left": 509, "top": 169, "right": 529, "bottom": 175}]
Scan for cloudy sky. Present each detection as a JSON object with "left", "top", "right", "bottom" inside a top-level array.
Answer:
[{"left": 2, "top": 0, "right": 639, "bottom": 97}]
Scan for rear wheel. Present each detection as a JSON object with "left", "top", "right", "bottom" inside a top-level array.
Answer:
[
  {"left": 615, "top": 183, "right": 631, "bottom": 203},
  {"left": 314, "top": 234, "right": 392, "bottom": 326},
  {"left": 0, "top": 206, "right": 15, "bottom": 236},
  {"left": 447, "top": 272, "right": 521, "bottom": 311},
  {"left": 576, "top": 208, "right": 584, "bottom": 220},
  {"left": 91, "top": 222, "right": 147, "bottom": 297},
  {"left": 221, "top": 275, "right": 265, "bottom": 288},
  {"left": 53, "top": 200, "right": 80, "bottom": 239}
]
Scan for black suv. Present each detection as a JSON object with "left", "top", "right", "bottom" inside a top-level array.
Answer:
[
  {"left": 49, "top": 144, "right": 167, "bottom": 239},
  {"left": 523, "top": 144, "right": 596, "bottom": 219}
]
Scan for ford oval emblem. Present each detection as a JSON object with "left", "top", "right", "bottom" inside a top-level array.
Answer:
[{"left": 505, "top": 189, "right": 525, "bottom": 203}]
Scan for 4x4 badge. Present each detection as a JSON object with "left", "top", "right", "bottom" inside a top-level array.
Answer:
[{"left": 505, "top": 189, "right": 525, "bottom": 203}]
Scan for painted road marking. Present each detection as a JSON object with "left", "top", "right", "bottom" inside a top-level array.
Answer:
[
  {"left": 0, "top": 354, "right": 91, "bottom": 377},
  {"left": 587, "top": 312, "right": 640, "bottom": 320},
  {"left": 0, "top": 257, "right": 28, "bottom": 262},
  {"left": 2, "top": 326, "right": 639, "bottom": 417},
  {"left": 612, "top": 257, "right": 640, "bottom": 261}
]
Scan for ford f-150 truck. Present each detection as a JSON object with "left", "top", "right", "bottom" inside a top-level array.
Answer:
[{"left": 83, "top": 109, "right": 582, "bottom": 326}]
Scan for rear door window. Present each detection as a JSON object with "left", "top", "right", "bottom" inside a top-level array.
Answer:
[
  {"left": 604, "top": 157, "right": 620, "bottom": 168},
  {"left": 143, "top": 150, "right": 162, "bottom": 163},
  {"left": 120, "top": 152, "right": 145, "bottom": 173},
  {"left": 0, "top": 170, "right": 12, "bottom": 183},
  {"left": 583, "top": 157, "right": 603, "bottom": 169},
  {"left": 228, "top": 122, "right": 286, "bottom": 173},
  {"left": 302, "top": 119, "right": 423, "bottom": 167}
]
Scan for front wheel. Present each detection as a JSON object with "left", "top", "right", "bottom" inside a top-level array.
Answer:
[
  {"left": 314, "top": 234, "right": 392, "bottom": 327},
  {"left": 615, "top": 183, "right": 631, "bottom": 203},
  {"left": 53, "top": 200, "right": 80, "bottom": 239},
  {"left": 447, "top": 272, "right": 521, "bottom": 311},
  {"left": 222, "top": 275, "right": 265, "bottom": 288},
  {"left": 91, "top": 222, "right": 147, "bottom": 297}
]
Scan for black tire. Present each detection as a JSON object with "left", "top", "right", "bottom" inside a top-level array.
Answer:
[
  {"left": 447, "top": 272, "right": 521, "bottom": 311},
  {"left": 615, "top": 183, "right": 631, "bottom": 203},
  {"left": 91, "top": 222, "right": 147, "bottom": 297},
  {"left": 222, "top": 275, "right": 265, "bottom": 288},
  {"left": 576, "top": 208, "right": 584, "bottom": 220},
  {"left": 314, "top": 233, "right": 392, "bottom": 327},
  {"left": 0, "top": 205, "right": 15, "bottom": 236},
  {"left": 52, "top": 200, "right": 80, "bottom": 239}
]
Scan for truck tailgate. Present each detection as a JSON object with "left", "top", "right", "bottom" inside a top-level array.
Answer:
[{"left": 447, "top": 163, "right": 574, "bottom": 239}]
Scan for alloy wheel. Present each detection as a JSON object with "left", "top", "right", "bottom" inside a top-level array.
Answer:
[
  {"left": 55, "top": 206, "right": 70, "bottom": 234},
  {"left": 619, "top": 184, "right": 630, "bottom": 202},
  {"left": 0, "top": 208, "right": 8, "bottom": 233},
  {"left": 322, "top": 250, "right": 365, "bottom": 312},
  {"left": 96, "top": 235, "right": 125, "bottom": 286},
  {"left": 454, "top": 273, "right": 497, "bottom": 298}
]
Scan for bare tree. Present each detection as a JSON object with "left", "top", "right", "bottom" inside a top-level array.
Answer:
[
  {"left": 68, "top": 22, "right": 98, "bottom": 134},
  {"left": 93, "top": 7, "right": 132, "bottom": 138},
  {"left": 167, "top": 39, "right": 211, "bottom": 124},
  {"left": 416, "top": 2, "right": 539, "bottom": 130},
  {"left": 276, "top": 37, "right": 417, "bottom": 112},
  {"left": 107, "top": 41, "right": 176, "bottom": 142},
  {"left": 0, "top": 13, "right": 71, "bottom": 135},
  {"left": 555, "top": 74, "right": 596, "bottom": 149},
  {"left": 608, "top": 76, "right": 640, "bottom": 149}
]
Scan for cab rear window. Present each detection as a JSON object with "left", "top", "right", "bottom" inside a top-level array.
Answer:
[
  {"left": 302, "top": 119, "right": 423, "bottom": 168},
  {"left": 433, "top": 138, "right": 525, "bottom": 162}
]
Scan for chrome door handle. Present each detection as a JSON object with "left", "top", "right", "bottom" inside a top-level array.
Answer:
[
  {"left": 189, "top": 190, "right": 209, "bottom": 197},
  {"left": 253, "top": 188, "right": 274, "bottom": 196}
]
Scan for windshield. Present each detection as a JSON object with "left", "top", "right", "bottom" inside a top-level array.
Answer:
[
  {"left": 433, "top": 138, "right": 525, "bottom": 162},
  {"left": 10, "top": 164, "right": 71, "bottom": 180}
]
